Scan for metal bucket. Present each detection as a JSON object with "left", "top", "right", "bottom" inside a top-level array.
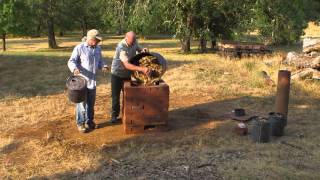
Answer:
[{"left": 66, "top": 75, "right": 87, "bottom": 103}]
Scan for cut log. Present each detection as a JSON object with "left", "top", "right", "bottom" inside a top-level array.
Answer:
[
  {"left": 313, "top": 70, "right": 320, "bottom": 80},
  {"left": 310, "top": 51, "right": 320, "bottom": 58},
  {"left": 284, "top": 52, "right": 320, "bottom": 69},
  {"left": 303, "top": 37, "right": 320, "bottom": 53},
  {"left": 291, "top": 68, "right": 316, "bottom": 80},
  {"left": 312, "top": 57, "right": 320, "bottom": 70},
  {"left": 304, "top": 44, "right": 320, "bottom": 54},
  {"left": 284, "top": 52, "right": 301, "bottom": 64}
]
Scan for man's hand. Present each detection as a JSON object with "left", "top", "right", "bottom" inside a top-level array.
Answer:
[
  {"left": 140, "top": 67, "right": 150, "bottom": 75},
  {"left": 141, "top": 48, "right": 149, "bottom": 53},
  {"left": 74, "top": 68, "right": 80, "bottom": 75},
  {"left": 102, "top": 65, "right": 110, "bottom": 73}
]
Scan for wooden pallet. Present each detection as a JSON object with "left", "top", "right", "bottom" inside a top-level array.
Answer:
[
  {"left": 217, "top": 41, "right": 273, "bottom": 58},
  {"left": 124, "top": 124, "right": 170, "bottom": 134}
]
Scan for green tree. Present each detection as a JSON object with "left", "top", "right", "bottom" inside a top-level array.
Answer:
[
  {"left": 0, "top": 0, "right": 31, "bottom": 51},
  {"left": 161, "top": 0, "right": 253, "bottom": 53},
  {"left": 161, "top": 0, "right": 198, "bottom": 53},
  {"left": 127, "top": 0, "right": 166, "bottom": 37},
  {"left": 100, "top": 0, "right": 130, "bottom": 35},
  {"left": 27, "top": 0, "right": 60, "bottom": 48},
  {"left": 304, "top": 0, "right": 320, "bottom": 23},
  {"left": 253, "top": 0, "right": 308, "bottom": 44},
  {"left": 60, "top": 0, "right": 105, "bottom": 36}
]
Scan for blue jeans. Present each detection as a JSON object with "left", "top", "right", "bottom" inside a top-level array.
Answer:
[{"left": 76, "top": 88, "right": 96, "bottom": 125}]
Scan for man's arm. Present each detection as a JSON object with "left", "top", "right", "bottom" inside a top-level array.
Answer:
[
  {"left": 97, "top": 48, "right": 105, "bottom": 70},
  {"left": 136, "top": 41, "right": 148, "bottom": 53},
  {"left": 119, "top": 50, "right": 149, "bottom": 74},
  {"left": 68, "top": 46, "right": 81, "bottom": 75}
]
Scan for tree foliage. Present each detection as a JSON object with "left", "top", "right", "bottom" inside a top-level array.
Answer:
[
  {"left": 0, "top": 0, "right": 32, "bottom": 51},
  {"left": 1, "top": 0, "right": 319, "bottom": 51},
  {"left": 252, "top": 0, "right": 308, "bottom": 44}
]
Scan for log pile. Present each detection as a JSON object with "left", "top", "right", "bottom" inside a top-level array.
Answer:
[
  {"left": 218, "top": 41, "right": 273, "bottom": 58},
  {"left": 283, "top": 38, "right": 320, "bottom": 80}
]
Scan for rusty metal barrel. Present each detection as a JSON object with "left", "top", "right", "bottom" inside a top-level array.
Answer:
[
  {"left": 130, "top": 52, "right": 167, "bottom": 72},
  {"left": 66, "top": 75, "right": 87, "bottom": 103},
  {"left": 275, "top": 70, "right": 291, "bottom": 126}
]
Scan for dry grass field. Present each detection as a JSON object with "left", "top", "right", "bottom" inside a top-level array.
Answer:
[{"left": 0, "top": 24, "right": 320, "bottom": 179}]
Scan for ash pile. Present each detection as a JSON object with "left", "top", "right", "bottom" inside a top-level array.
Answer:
[
  {"left": 130, "top": 52, "right": 167, "bottom": 86},
  {"left": 283, "top": 37, "right": 320, "bottom": 80}
]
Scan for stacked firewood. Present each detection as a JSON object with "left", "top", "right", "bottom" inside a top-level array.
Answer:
[{"left": 284, "top": 38, "right": 320, "bottom": 80}]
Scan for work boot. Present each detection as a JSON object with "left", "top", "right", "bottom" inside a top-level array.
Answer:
[
  {"left": 77, "top": 124, "right": 87, "bottom": 133},
  {"left": 86, "top": 121, "right": 99, "bottom": 130},
  {"left": 107, "top": 117, "right": 120, "bottom": 124}
]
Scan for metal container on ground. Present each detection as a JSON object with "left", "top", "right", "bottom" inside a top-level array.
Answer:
[
  {"left": 234, "top": 108, "right": 246, "bottom": 116},
  {"left": 66, "top": 75, "right": 87, "bottom": 103},
  {"left": 234, "top": 123, "right": 248, "bottom": 136},
  {"left": 268, "top": 112, "right": 285, "bottom": 137},
  {"left": 250, "top": 117, "right": 271, "bottom": 143}
]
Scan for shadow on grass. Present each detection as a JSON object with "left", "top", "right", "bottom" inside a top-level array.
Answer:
[
  {"left": 0, "top": 53, "right": 192, "bottom": 100},
  {"left": 25, "top": 96, "right": 262, "bottom": 179},
  {"left": 0, "top": 141, "right": 21, "bottom": 155},
  {"left": 24, "top": 80, "right": 320, "bottom": 179}
]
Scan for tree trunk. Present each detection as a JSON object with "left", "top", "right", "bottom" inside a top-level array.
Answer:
[
  {"left": 116, "top": 0, "right": 126, "bottom": 35},
  {"left": 2, "top": 33, "right": 6, "bottom": 51},
  {"left": 47, "top": 17, "right": 57, "bottom": 49},
  {"left": 199, "top": 37, "right": 207, "bottom": 53},
  {"left": 84, "top": 17, "right": 88, "bottom": 33},
  {"left": 180, "top": 13, "right": 193, "bottom": 53},
  {"left": 211, "top": 39, "right": 216, "bottom": 50},
  {"left": 59, "top": 31, "right": 64, "bottom": 37},
  {"left": 81, "top": 23, "right": 86, "bottom": 37},
  {"left": 116, "top": 18, "right": 122, "bottom": 35},
  {"left": 181, "top": 37, "right": 191, "bottom": 53},
  {"left": 81, "top": 16, "right": 88, "bottom": 36},
  {"left": 32, "top": 23, "right": 41, "bottom": 37}
]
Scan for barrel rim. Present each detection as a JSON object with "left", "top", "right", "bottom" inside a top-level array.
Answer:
[{"left": 66, "top": 75, "right": 87, "bottom": 90}]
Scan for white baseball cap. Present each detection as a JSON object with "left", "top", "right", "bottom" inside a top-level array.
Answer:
[{"left": 87, "top": 29, "right": 102, "bottom": 41}]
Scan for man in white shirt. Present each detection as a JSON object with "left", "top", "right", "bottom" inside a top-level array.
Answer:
[{"left": 68, "top": 29, "right": 105, "bottom": 133}]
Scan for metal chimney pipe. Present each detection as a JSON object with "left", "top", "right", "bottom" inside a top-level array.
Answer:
[{"left": 275, "top": 70, "right": 291, "bottom": 126}]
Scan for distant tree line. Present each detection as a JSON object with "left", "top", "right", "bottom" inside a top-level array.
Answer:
[{"left": 1, "top": 0, "right": 320, "bottom": 52}]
